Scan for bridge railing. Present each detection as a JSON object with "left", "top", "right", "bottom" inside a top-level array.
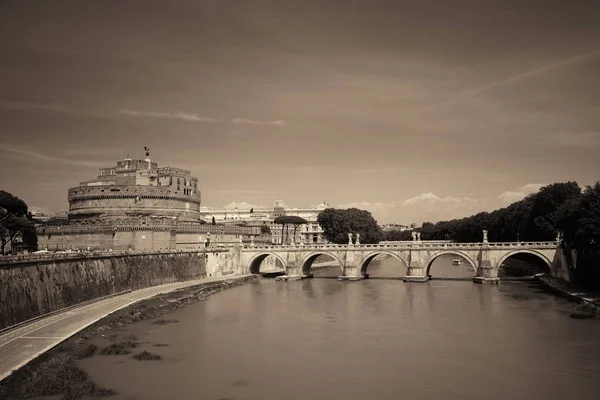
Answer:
[{"left": 241, "top": 241, "right": 558, "bottom": 251}]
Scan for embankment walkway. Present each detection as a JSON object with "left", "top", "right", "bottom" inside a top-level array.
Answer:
[{"left": 0, "top": 275, "right": 252, "bottom": 382}]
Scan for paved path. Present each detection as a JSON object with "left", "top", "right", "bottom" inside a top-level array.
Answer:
[{"left": 0, "top": 275, "right": 250, "bottom": 382}]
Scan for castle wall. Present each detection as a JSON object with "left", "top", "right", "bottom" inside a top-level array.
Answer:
[
  {"left": 0, "top": 251, "right": 219, "bottom": 330},
  {"left": 37, "top": 227, "right": 257, "bottom": 251},
  {"left": 68, "top": 185, "right": 201, "bottom": 221}
]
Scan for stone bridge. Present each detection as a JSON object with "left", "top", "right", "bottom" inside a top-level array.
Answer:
[{"left": 238, "top": 232, "right": 565, "bottom": 284}]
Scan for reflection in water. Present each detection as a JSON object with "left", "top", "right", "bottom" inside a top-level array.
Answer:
[
  {"left": 362, "top": 255, "right": 406, "bottom": 277},
  {"left": 78, "top": 264, "right": 600, "bottom": 400}
]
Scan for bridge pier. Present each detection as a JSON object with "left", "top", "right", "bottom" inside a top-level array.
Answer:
[
  {"left": 473, "top": 244, "right": 500, "bottom": 284},
  {"left": 403, "top": 246, "right": 429, "bottom": 282},
  {"left": 338, "top": 265, "right": 364, "bottom": 281}
]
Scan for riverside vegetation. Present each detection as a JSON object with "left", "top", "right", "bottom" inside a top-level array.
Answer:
[{"left": 0, "top": 275, "right": 257, "bottom": 400}]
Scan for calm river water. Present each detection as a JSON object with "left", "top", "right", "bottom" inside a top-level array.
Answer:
[{"left": 79, "top": 256, "right": 600, "bottom": 400}]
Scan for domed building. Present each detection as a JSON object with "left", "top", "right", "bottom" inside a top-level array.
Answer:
[{"left": 37, "top": 149, "right": 259, "bottom": 251}]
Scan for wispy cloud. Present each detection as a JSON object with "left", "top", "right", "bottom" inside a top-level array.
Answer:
[
  {"left": 121, "top": 110, "right": 217, "bottom": 123},
  {"left": 402, "top": 193, "right": 478, "bottom": 206},
  {"left": 497, "top": 183, "right": 545, "bottom": 204},
  {"left": 120, "top": 110, "right": 287, "bottom": 126},
  {"left": 231, "top": 118, "right": 286, "bottom": 126},
  {"left": 222, "top": 201, "right": 263, "bottom": 210},
  {"left": 422, "top": 49, "right": 600, "bottom": 111},
  {"left": 0, "top": 144, "right": 105, "bottom": 167},
  {"left": 336, "top": 201, "right": 396, "bottom": 210},
  {"left": 213, "top": 190, "right": 275, "bottom": 195}
]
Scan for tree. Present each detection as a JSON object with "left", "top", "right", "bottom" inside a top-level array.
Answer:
[
  {"left": 317, "top": 208, "right": 383, "bottom": 244},
  {"left": 383, "top": 229, "right": 412, "bottom": 241},
  {"left": 556, "top": 182, "right": 600, "bottom": 250},
  {"left": 0, "top": 190, "right": 37, "bottom": 254},
  {"left": 260, "top": 224, "right": 271, "bottom": 234},
  {"left": 274, "top": 215, "right": 307, "bottom": 244},
  {"left": 555, "top": 182, "right": 600, "bottom": 289}
]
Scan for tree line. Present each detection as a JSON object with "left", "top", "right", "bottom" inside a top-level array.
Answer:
[
  {"left": 382, "top": 181, "right": 600, "bottom": 289},
  {"left": 382, "top": 182, "right": 599, "bottom": 251},
  {"left": 316, "top": 182, "right": 600, "bottom": 289}
]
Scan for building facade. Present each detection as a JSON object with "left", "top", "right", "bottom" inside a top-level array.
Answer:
[{"left": 199, "top": 200, "right": 330, "bottom": 245}]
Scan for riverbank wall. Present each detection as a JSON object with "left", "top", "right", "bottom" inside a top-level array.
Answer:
[
  {"left": 536, "top": 275, "right": 600, "bottom": 311},
  {"left": 0, "top": 250, "right": 232, "bottom": 330}
]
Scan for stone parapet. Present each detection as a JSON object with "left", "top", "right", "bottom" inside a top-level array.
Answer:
[{"left": 0, "top": 248, "right": 229, "bottom": 268}]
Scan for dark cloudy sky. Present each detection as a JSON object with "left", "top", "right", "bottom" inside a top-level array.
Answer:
[{"left": 1, "top": 0, "right": 599, "bottom": 224}]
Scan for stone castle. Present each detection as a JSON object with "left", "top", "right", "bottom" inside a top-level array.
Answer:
[
  {"left": 68, "top": 148, "right": 201, "bottom": 224},
  {"left": 37, "top": 149, "right": 259, "bottom": 251}
]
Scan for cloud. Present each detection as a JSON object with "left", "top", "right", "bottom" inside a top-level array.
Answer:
[
  {"left": 422, "top": 49, "right": 600, "bottom": 111},
  {"left": 120, "top": 110, "right": 286, "bottom": 126},
  {"left": 336, "top": 201, "right": 396, "bottom": 210},
  {"left": 497, "top": 183, "right": 545, "bottom": 204},
  {"left": 231, "top": 118, "right": 287, "bottom": 126},
  {"left": 121, "top": 110, "right": 217, "bottom": 123},
  {"left": 214, "top": 190, "right": 275, "bottom": 195},
  {"left": 0, "top": 144, "right": 106, "bottom": 168},
  {"left": 402, "top": 192, "right": 478, "bottom": 206},
  {"left": 222, "top": 202, "right": 262, "bottom": 210}
]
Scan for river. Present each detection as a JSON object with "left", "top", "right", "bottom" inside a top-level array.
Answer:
[{"left": 77, "top": 256, "right": 600, "bottom": 400}]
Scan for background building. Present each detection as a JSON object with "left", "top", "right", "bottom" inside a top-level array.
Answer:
[{"left": 200, "top": 200, "right": 330, "bottom": 245}]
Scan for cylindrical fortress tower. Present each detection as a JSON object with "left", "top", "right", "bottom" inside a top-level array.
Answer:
[{"left": 67, "top": 151, "right": 202, "bottom": 223}]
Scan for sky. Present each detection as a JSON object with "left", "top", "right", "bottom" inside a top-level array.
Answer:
[{"left": 1, "top": 0, "right": 599, "bottom": 224}]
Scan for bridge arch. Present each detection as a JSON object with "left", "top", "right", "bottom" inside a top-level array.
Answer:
[
  {"left": 301, "top": 252, "right": 344, "bottom": 275},
  {"left": 248, "top": 252, "right": 287, "bottom": 274},
  {"left": 496, "top": 249, "right": 553, "bottom": 276},
  {"left": 359, "top": 251, "right": 408, "bottom": 276},
  {"left": 426, "top": 251, "right": 478, "bottom": 277}
]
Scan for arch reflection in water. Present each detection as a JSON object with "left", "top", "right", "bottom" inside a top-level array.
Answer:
[
  {"left": 360, "top": 252, "right": 408, "bottom": 278},
  {"left": 301, "top": 253, "right": 343, "bottom": 276},
  {"left": 249, "top": 253, "right": 286, "bottom": 274},
  {"left": 498, "top": 251, "right": 553, "bottom": 277},
  {"left": 426, "top": 253, "right": 477, "bottom": 279}
]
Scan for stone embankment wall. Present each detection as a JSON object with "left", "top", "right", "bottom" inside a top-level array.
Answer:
[{"left": 0, "top": 250, "right": 228, "bottom": 330}]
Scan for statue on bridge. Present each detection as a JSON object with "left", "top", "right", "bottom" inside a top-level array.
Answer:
[
  {"left": 483, "top": 230, "right": 488, "bottom": 243},
  {"left": 411, "top": 231, "right": 417, "bottom": 241},
  {"left": 348, "top": 233, "right": 353, "bottom": 245},
  {"left": 355, "top": 233, "right": 360, "bottom": 245},
  {"left": 416, "top": 232, "right": 421, "bottom": 241},
  {"left": 556, "top": 231, "right": 563, "bottom": 243}
]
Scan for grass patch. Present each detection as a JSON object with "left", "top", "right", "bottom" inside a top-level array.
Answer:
[
  {"left": 7, "top": 352, "right": 114, "bottom": 400},
  {"left": 99, "top": 341, "right": 139, "bottom": 356},
  {"left": 73, "top": 344, "right": 98, "bottom": 360},
  {"left": 133, "top": 351, "right": 162, "bottom": 361},
  {"left": 151, "top": 318, "right": 179, "bottom": 325}
]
